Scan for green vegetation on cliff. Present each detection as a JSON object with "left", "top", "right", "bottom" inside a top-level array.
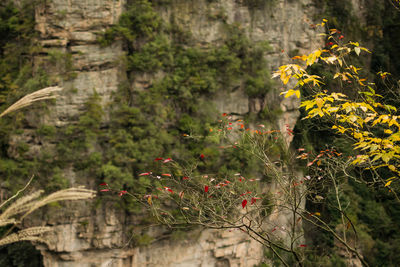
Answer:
[{"left": 0, "top": 0, "right": 275, "bottom": 211}]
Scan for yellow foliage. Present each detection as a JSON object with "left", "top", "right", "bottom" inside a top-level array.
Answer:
[{"left": 274, "top": 23, "right": 400, "bottom": 189}]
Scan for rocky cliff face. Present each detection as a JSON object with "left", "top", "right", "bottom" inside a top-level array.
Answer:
[
  {"left": 35, "top": 0, "right": 126, "bottom": 124},
  {"left": 25, "top": 0, "right": 321, "bottom": 266}
]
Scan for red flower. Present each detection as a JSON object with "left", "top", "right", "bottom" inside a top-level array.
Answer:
[
  {"left": 100, "top": 189, "right": 110, "bottom": 192},
  {"left": 200, "top": 154, "right": 205, "bottom": 159},
  {"left": 162, "top": 173, "right": 172, "bottom": 177},
  {"left": 242, "top": 199, "right": 248, "bottom": 208},
  {"left": 339, "top": 35, "right": 344, "bottom": 39},
  {"left": 139, "top": 172, "right": 151, "bottom": 176},
  {"left": 204, "top": 186, "right": 209, "bottom": 193},
  {"left": 183, "top": 176, "right": 190, "bottom": 180},
  {"left": 222, "top": 113, "right": 227, "bottom": 116},
  {"left": 299, "top": 244, "right": 307, "bottom": 247},
  {"left": 99, "top": 182, "right": 108, "bottom": 186}
]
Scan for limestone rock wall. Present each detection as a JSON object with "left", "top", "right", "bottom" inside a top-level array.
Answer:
[
  {"left": 41, "top": 228, "right": 264, "bottom": 267},
  {"left": 27, "top": 0, "right": 321, "bottom": 266},
  {"left": 35, "top": 0, "right": 126, "bottom": 125}
]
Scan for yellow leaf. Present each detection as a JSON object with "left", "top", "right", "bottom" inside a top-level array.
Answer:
[
  {"left": 294, "top": 90, "right": 301, "bottom": 98},
  {"left": 389, "top": 133, "right": 400, "bottom": 142},
  {"left": 327, "top": 107, "right": 339, "bottom": 113},
  {"left": 388, "top": 165, "right": 396, "bottom": 172},
  {"left": 292, "top": 55, "right": 307, "bottom": 61},
  {"left": 349, "top": 41, "right": 360, "bottom": 47},
  {"left": 316, "top": 97, "right": 324, "bottom": 108},
  {"left": 282, "top": 89, "right": 295, "bottom": 98},
  {"left": 382, "top": 153, "right": 392, "bottom": 163},
  {"left": 272, "top": 71, "right": 280, "bottom": 79},
  {"left": 360, "top": 47, "right": 371, "bottom": 53},
  {"left": 283, "top": 75, "right": 290, "bottom": 85},
  {"left": 359, "top": 105, "right": 368, "bottom": 112},
  {"left": 354, "top": 47, "right": 361, "bottom": 56},
  {"left": 385, "top": 180, "right": 393, "bottom": 187},
  {"left": 371, "top": 154, "right": 382, "bottom": 162}
]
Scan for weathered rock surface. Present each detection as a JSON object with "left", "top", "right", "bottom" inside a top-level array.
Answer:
[
  {"left": 39, "top": 227, "right": 263, "bottom": 267},
  {"left": 34, "top": 0, "right": 126, "bottom": 125},
  {"left": 26, "top": 0, "right": 322, "bottom": 266}
]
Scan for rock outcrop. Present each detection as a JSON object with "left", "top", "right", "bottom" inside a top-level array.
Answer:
[{"left": 35, "top": 0, "right": 126, "bottom": 125}]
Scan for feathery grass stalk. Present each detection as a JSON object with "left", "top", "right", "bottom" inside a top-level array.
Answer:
[
  {"left": 0, "top": 86, "right": 98, "bottom": 247},
  {"left": 0, "top": 175, "right": 34, "bottom": 210},
  {"left": 0, "top": 226, "right": 52, "bottom": 246},
  {"left": 0, "top": 86, "right": 62, "bottom": 118},
  {"left": 0, "top": 188, "right": 96, "bottom": 246}
]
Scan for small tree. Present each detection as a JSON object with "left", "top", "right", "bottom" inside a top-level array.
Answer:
[
  {"left": 101, "top": 117, "right": 370, "bottom": 266},
  {"left": 102, "top": 19, "right": 400, "bottom": 267},
  {"left": 275, "top": 19, "right": 400, "bottom": 198}
]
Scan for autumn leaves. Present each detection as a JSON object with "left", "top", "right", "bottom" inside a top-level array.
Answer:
[{"left": 273, "top": 19, "right": 400, "bottom": 191}]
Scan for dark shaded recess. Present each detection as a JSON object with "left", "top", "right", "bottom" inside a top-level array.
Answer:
[{"left": 0, "top": 241, "right": 43, "bottom": 267}]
